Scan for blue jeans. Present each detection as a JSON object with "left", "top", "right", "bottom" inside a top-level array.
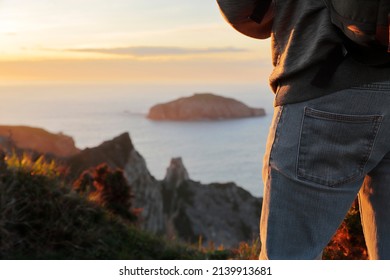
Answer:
[{"left": 260, "top": 81, "right": 390, "bottom": 260}]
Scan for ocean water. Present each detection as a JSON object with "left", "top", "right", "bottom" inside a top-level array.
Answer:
[{"left": 0, "top": 83, "right": 275, "bottom": 197}]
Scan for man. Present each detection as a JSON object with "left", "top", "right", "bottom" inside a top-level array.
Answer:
[{"left": 217, "top": 0, "right": 390, "bottom": 259}]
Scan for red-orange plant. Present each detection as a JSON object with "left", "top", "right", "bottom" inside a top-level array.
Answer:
[
  {"left": 323, "top": 199, "right": 368, "bottom": 260},
  {"left": 73, "top": 164, "right": 139, "bottom": 223}
]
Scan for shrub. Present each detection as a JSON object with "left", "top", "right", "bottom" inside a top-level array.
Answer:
[
  {"left": 73, "top": 164, "right": 139, "bottom": 222},
  {"left": 230, "top": 239, "right": 261, "bottom": 260}
]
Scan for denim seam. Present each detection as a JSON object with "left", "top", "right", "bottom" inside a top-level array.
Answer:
[
  {"left": 296, "top": 107, "right": 307, "bottom": 182},
  {"left": 352, "top": 81, "right": 390, "bottom": 91},
  {"left": 298, "top": 171, "right": 361, "bottom": 188},
  {"left": 263, "top": 105, "right": 284, "bottom": 260},
  {"left": 269, "top": 106, "right": 285, "bottom": 165},
  {"left": 304, "top": 107, "right": 383, "bottom": 123},
  {"left": 360, "top": 116, "right": 384, "bottom": 173}
]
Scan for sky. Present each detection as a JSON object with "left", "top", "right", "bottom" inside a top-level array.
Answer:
[{"left": 0, "top": 0, "right": 272, "bottom": 85}]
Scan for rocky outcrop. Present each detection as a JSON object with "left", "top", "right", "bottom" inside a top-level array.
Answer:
[
  {"left": 0, "top": 125, "right": 79, "bottom": 157},
  {"left": 65, "top": 133, "right": 262, "bottom": 248},
  {"left": 162, "top": 158, "right": 262, "bottom": 247},
  {"left": 66, "top": 133, "right": 165, "bottom": 233},
  {"left": 66, "top": 133, "right": 136, "bottom": 180},
  {"left": 147, "top": 93, "right": 266, "bottom": 121},
  {"left": 164, "top": 158, "right": 189, "bottom": 188}
]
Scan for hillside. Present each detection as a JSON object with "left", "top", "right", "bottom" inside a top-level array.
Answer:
[
  {"left": 0, "top": 155, "right": 231, "bottom": 260},
  {"left": 0, "top": 125, "right": 79, "bottom": 157}
]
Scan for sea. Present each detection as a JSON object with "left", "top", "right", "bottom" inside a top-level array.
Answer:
[{"left": 0, "top": 83, "right": 275, "bottom": 198}]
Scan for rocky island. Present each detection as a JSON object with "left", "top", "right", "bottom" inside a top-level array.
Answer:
[{"left": 147, "top": 93, "right": 266, "bottom": 121}]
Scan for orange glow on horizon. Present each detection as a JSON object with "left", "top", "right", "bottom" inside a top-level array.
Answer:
[{"left": 0, "top": 53, "right": 272, "bottom": 85}]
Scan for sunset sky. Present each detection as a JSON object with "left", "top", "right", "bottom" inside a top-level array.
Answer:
[{"left": 0, "top": 0, "right": 272, "bottom": 85}]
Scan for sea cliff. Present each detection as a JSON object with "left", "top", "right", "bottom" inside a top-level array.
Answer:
[{"left": 1, "top": 126, "right": 262, "bottom": 248}]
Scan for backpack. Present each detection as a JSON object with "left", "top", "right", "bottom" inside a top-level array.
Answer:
[{"left": 323, "top": 0, "right": 390, "bottom": 65}]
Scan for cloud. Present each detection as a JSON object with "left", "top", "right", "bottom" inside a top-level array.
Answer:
[{"left": 63, "top": 46, "right": 248, "bottom": 57}]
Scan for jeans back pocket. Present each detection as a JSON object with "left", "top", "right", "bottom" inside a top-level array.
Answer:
[{"left": 297, "top": 107, "right": 383, "bottom": 187}]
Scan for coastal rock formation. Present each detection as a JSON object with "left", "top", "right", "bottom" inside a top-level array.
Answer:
[
  {"left": 162, "top": 158, "right": 262, "bottom": 246},
  {"left": 164, "top": 157, "right": 190, "bottom": 188},
  {"left": 2, "top": 127, "right": 262, "bottom": 248},
  {"left": 66, "top": 133, "right": 262, "bottom": 248},
  {"left": 147, "top": 93, "right": 266, "bottom": 121},
  {"left": 66, "top": 133, "right": 165, "bottom": 233},
  {"left": 0, "top": 125, "right": 79, "bottom": 157},
  {"left": 66, "top": 133, "right": 136, "bottom": 179}
]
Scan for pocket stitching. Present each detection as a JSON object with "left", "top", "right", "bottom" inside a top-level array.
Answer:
[{"left": 297, "top": 107, "right": 383, "bottom": 187}]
